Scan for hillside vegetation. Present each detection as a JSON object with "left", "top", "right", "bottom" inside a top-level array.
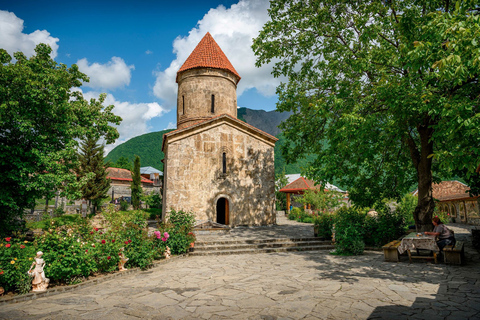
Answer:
[{"left": 105, "top": 129, "right": 173, "bottom": 171}]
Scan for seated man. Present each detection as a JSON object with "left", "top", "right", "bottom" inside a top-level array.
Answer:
[{"left": 424, "top": 216, "right": 456, "bottom": 251}]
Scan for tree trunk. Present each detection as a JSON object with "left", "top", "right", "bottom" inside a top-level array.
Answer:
[{"left": 410, "top": 123, "right": 435, "bottom": 232}]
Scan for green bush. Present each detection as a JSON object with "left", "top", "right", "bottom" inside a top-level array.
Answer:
[
  {"left": 313, "top": 213, "right": 334, "bottom": 240},
  {"left": 161, "top": 209, "right": 196, "bottom": 255},
  {"left": 144, "top": 208, "right": 162, "bottom": 220},
  {"left": 119, "top": 200, "right": 129, "bottom": 211},
  {"left": 333, "top": 207, "right": 366, "bottom": 255},
  {"left": 144, "top": 192, "right": 162, "bottom": 210}
]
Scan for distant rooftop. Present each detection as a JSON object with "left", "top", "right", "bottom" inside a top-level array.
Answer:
[
  {"left": 281, "top": 175, "right": 345, "bottom": 193},
  {"left": 140, "top": 166, "right": 163, "bottom": 175}
]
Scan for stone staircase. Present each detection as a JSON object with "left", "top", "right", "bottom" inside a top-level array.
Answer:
[{"left": 190, "top": 237, "right": 334, "bottom": 256}]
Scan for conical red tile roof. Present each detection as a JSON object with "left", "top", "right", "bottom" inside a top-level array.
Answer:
[{"left": 176, "top": 32, "right": 240, "bottom": 83}]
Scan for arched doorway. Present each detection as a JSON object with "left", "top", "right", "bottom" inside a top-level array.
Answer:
[{"left": 216, "top": 197, "right": 229, "bottom": 225}]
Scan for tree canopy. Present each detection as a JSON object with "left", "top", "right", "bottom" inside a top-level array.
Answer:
[
  {"left": 77, "top": 136, "right": 111, "bottom": 213},
  {"left": 253, "top": 0, "right": 480, "bottom": 230},
  {"left": 0, "top": 44, "right": 121, "bottom": 231}
]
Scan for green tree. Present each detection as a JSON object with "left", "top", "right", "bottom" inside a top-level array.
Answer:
[
  {"left": 253, "top": 1, "right": 480, "bottom": 231},
  {"left": 275, "top": 171, "right": 289, "bottom": 210},
  {"left": 114, "top": 156, "right": 132, "bottom": 171},
  {"left": 298, "top": 189, "right": 343, "bottom": 213},
  {"left": 0, "top": 44, "right": 121, "bottom": 234},
  {"left": 131, "top": 156, "right": 142, "bottom": 210},
  {"left": 77, "top": 136, "right": 111, "bottom": 214}
]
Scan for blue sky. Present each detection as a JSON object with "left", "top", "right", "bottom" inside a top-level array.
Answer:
[{"left": 0, "top": 0, "right": 280, "bottom": 152}]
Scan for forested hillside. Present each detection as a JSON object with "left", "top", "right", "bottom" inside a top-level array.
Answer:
[{"left": 105, "top": 129, "right": 173, "bottom": 171}]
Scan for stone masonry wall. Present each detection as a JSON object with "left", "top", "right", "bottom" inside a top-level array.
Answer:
[
  {"left": 177, "top": 68, "right": 237, "bottom": 129},
  {"left": 163, "top": 123, "right": 275, "bottom": 226}
]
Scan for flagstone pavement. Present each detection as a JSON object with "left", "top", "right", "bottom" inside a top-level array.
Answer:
[{"left": 1, "top": 215, "right": 479, "bottom": 320}]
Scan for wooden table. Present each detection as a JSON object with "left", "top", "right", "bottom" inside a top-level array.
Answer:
[{"left": 398, "top": 232, "right": 439, "bottom": 263}]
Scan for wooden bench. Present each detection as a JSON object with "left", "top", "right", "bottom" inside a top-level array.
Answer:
[
  {"left": 382, "top": 240, "right": 401, "bottom": 262},
  {"left": 443, "top": 241, "right": 464, "bottom": 265}
]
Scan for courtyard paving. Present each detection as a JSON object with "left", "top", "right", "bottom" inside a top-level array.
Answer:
[{"left": 1, "top": 216, "right": 479, "bottom": 320}]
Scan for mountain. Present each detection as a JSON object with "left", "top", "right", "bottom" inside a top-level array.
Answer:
[
  {"left": 237, "top": 107, "right": 291, "bottom": 137},
  {"left": 106, "top": 108, "right": 307, "bottom": 175},
  {"left": 105, "top": 129, "right": 173, "bottom": 171}
]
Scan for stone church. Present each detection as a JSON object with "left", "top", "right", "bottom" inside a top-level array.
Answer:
[{"left": 162, "top": 33, "right": 277, "bottom": 226}]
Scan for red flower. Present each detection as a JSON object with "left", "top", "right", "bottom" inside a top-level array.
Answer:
[
  {"left": 90, "top": 231, "right": 94, "bottom": 234},
  {"left": 112, "top": 239, "right": 115, "bottom": 243},
  {"left": 85, "top": 250, "right": 88, "bottom": 253},
  {"left": 128, "top": 239, "right": 132, "bottom": 243},
  {"left": 5, "top": 237, "right": 11, "bottom": 242},
  {"left": 124, "top": 241, "right": 129, "bottom": 245},
  {"left": 119, "top": 252, "right": 122, "bottom": 256},
  {"left": 5, "top": 244, "right": 11, "bottom": 248},
  {"left": 95, "top": 228, "right": 98, "bottom": 231},
  {"left": 101, "top": 240, "right": 106, "bottom": 244},
  {"left": 107, "top": 256, "right": 111, "bottom": 260},
  {"left": 20, "top": 245, "right": 25, "bottom": 249},
  {"left": 0, "top": 270, "right": 3, "bottom": 275}
]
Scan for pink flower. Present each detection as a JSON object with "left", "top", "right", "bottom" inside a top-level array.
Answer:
[
  {"left": 112, "top": 239, "right": 115, "bottom": 243},
  {"left": 5, "top": 244, "right": 11, "bottom": 248},
  {"left": 101, "top": 240, "right": 106, "bottom": 244},
  {"left": 161, "top": 237, "right": 167, "bottom": 242},
  {"left": 20, "top": 245, "right": 25, "bottom": 249},
  {"left": 163, "top": 232, "right": 169, "bottom": 240},
  {"left": 90, "top": 231, "right": 94, "bottom": 234},
  {"left": 107, "top": 256, "right": 111, "bottom": 260},
  {"left": 154, "top": 231, "right": 161, "bottom": 239},
  {"left": 128, "top": 239, "right": 132, "bottom": 243},
  {"left": 5, "top": 237, "right": 11, "bottom": 242}
]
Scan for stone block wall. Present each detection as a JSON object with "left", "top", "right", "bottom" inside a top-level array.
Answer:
[
  {"left": 163, "top": 123, "right": 276, "bottom": 226},
  {"left": 177, "top": 68, "right": 238, "bottom": 129}
]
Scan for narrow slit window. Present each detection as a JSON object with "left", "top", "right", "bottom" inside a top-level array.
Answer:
[
  {"left": 222, "top": 152, "right": 226, "bottom": 174},
  {"left": 211, "top": 94, "right": 215, "bottom": 113},
  {"left": 182, "top": 95, "right": 185, "bottom": 114}
]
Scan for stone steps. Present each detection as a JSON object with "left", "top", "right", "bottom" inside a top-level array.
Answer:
[{"left": 190, "top": 237, "right": 334, "bottom": 256}]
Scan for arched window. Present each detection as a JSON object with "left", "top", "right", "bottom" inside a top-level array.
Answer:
[
  {"left": 211, "top": 94, "right": 215, "bottom": 113},
  {"left": 222, "top": 152, "right": 226, "bottom": 174}
]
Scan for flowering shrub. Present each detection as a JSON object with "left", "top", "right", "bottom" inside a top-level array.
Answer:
[
  {"left": 0, "top": 237, "right": 36, "bottom": 293},
  {"left": 1, "top": 207, "right": 192, "bottom": 295},
  {"left": 36, "top": 227, "right": 97, "bottom": 283},
  {"left": 160, "top": 209, "right": 195, "bottom": 255}
]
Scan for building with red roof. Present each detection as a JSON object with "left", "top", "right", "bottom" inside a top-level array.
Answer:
[
  {"left": 413, "top": 180, "right": 479, "bottom": 224},
  {"left": 106, "top": 167, "right": 157, "bottom": 201},
  {"left": 162, "top": 33, "right": 277, "bottom": 226},
  {"left": 279, "top": 176, "right": 348, "bottom": 212}
]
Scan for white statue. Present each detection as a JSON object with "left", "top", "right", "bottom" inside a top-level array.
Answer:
[
  {"left": 28, "top": 251, "right": 49, "bottom": 292},
  {"left": 164, "top": 246, "right": 171, "bottom": 260},
  {"left": 118, "top": 247, "right": 129, "bottom": 271}
]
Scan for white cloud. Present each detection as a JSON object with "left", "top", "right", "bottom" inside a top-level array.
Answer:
[
  {"left": 77, "top": 57, "right": 134, "bottom": 90},
  {"left": 145, "top": 50, "right": 153, "bottom": 55},
  {"left": 81, "top": 90, "right": 167, "bottom": 153},
  {"left": 153, "top": 0, "right": 280, "bottom": 110},
  {"left": 0, "top": 10, "right": 59, "bottom": 58},
  {"left": 164, "top": 122, "right": 177, "bottom": 130}
]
